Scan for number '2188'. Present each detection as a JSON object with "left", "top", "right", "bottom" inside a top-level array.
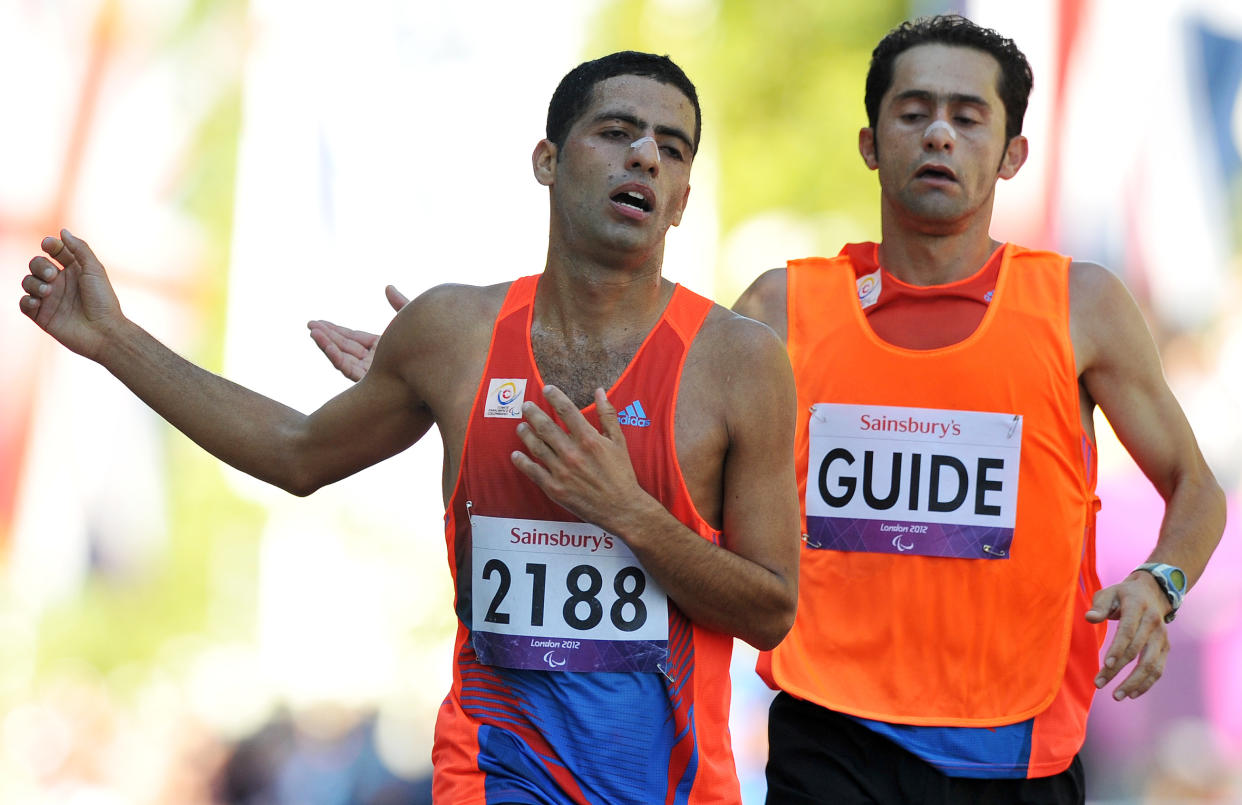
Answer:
[{"left": 480, "top": 560, "right": 648, "bottom": 632}]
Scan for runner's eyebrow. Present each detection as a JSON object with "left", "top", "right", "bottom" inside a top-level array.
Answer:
[{"left": 593, "top": 111, "right": 696, "bottom": 153}]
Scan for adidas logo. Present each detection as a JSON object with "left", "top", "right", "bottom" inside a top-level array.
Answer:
[{"left": 617, "top": 400, "right": 652, "bottom": 428}]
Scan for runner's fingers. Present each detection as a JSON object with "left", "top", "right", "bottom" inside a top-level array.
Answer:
[
  {"left": 28, "top": 255, "right": 59, "bottom": 282},
  {"left": 519, "top": 399, "right": 570, "bottom": 446},
  {"left": 517, "top": 405, "right": 603, "bottom": 487},
  {"left": 510, "top": 449, "right": 553, "bottom": 488},
  {"left": 542, "top": 385, "right": 596, "bottom": 439},
  {"left": 514, "top": 419, "right": 558, "bottom": 465},
  {"left": 521, "top": 400, "right": 583, "bottom": 464},
  {"left": 59, "top": 229, "right": 94, "bottom": 266},
  {"left": 511, "top": 435, "right": 579, "bottom": 503},
  {"left": 21, "top": 273, "right": 51, "bottom": 296},
  {"left": 595, "top": 388, "right": 624, "bottom": 443},
  {"left": 41, "top": 236, "right": 67, "bottom": 266},
  {"left": 541, "top": 384, "right": 573, "bottom": 413}
]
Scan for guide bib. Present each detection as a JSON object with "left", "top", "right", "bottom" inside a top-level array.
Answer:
[{"left": 806, "top": 403, "right": 1021, "bottom": 559}]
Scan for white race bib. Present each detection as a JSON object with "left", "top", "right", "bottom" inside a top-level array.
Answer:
[
  {"left": 470, "top": 515, "right": 669, "bottom": 672},
  {"left": 806, "top": 404, "right": 1021, "bottom": 559}
]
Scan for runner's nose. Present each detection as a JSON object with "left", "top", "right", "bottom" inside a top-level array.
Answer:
[{"left": 629, "top": 135, "right": 661, "bottom": 174}]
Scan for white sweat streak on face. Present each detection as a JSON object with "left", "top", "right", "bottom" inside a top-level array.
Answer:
[
  {"left": 923, "top": 119, "right": 957, "bottom": 141},
  {"left": 630, "top": 135, "right": 660, "bottom": 162}
]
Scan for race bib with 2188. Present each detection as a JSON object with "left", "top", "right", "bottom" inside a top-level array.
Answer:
[{"left": 469, "top": 515, "right": 669, "bottom": 673}]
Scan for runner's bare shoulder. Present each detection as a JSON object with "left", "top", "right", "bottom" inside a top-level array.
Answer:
[
  {"left": 374, "top": 281, "right": 513, "bottom": 386},
  {"left": 687, "top": 303, "right": 794, "bottom": 412}
]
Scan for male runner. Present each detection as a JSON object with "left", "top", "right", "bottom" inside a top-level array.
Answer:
[
  {"left": 19, "top": 51, "right": 800, "bottom": 804},
  {"left": 731, "top": 15, "right": 1226, "bottom": 803}
]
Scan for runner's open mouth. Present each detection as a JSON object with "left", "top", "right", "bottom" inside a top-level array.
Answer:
[{"left": 613, "top": 191, "right": 652, "bottom": 212}]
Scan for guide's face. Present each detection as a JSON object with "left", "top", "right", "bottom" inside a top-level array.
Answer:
[{"left": 862, "top": 44, "right": 1025, "bottom": 231}]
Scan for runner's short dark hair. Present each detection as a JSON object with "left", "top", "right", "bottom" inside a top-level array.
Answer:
[{"left": 547, "top": 51, "right": 701, "bottom": 154}]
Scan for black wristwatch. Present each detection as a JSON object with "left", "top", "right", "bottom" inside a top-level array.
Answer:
[{"left": 1136, "top": 562, "right": 1187, "bottom": 623}]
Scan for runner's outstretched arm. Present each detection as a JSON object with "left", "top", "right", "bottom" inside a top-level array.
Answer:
[{"left": 20, "top": 231, "right": 435, "bottom": 495}]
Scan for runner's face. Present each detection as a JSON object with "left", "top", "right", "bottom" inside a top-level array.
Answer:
[
  {"left": 541, "top": 75, "right": 695, "bottom": 259},
  {"left": 864, "top": 44, "right": 1021, "bottom": 230}
]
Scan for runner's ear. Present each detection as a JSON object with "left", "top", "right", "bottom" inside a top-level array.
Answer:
[
  {"left": 670, "top": 185, "right": 691, "bottom": 228},
  {"left": 533, "top": 139, "right": 558, "bottom": 186}
]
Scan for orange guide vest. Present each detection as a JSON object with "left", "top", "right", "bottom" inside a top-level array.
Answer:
[{"left": 759, "top": 243, "right": 1101, "bottom": 728}]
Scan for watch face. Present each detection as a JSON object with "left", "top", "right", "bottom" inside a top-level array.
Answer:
[{"left": 1169, "top": 567, "right": 1187, "bottom": 592}]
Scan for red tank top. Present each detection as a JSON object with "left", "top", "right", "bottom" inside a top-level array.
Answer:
[
  {"left": 846, "top": 241, "right": 1004, "bottom": 349},
  {"left": 434, "top": 275, "right": 741, "bottom": 804}
]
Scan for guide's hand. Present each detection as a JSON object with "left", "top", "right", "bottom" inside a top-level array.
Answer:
[
  {"left": 1087, "top": 572, "right": 1172, "bottom": 700},
  {"left": 308, "top": 284, "right": 408, "bottom": 382}
]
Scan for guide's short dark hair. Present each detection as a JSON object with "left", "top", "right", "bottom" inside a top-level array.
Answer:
[{"left": 865, "top": 15, "right": 1033, "bottom": 142}]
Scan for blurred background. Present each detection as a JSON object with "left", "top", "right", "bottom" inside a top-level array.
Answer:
[{"left": 2, "top": 0, "right": 1240, "bottom": 802}]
